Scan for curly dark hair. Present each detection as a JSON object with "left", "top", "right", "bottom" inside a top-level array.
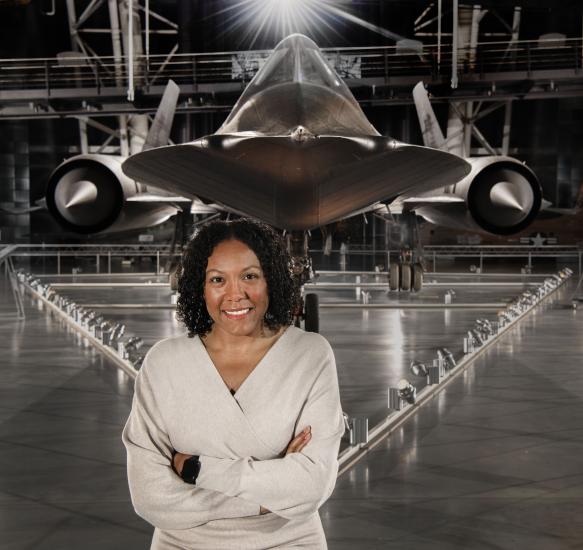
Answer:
[{"left": 176, "top": 218, "right": 300, "bottom": 337}]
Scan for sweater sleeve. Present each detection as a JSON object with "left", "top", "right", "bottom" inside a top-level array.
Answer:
[
  {"left": 122, "top": 359, "right": 260, "bottom": 530},
  {"left": 195, "top": 343, "right": 345, "bottom": 521}
]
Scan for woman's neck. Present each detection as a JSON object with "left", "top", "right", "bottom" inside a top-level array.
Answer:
[{"left": 202, "top": 325, "right": 284, "bottom": 354}]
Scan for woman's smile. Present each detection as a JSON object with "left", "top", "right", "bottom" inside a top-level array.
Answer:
[
  {"left": 204, "top": 239, "right": 269, "bottom": 338},
  {"left": 222, "top": 306, "right": 255, "bottom": 320}
]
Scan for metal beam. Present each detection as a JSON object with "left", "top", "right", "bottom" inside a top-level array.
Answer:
[
  {"left": 437, "top": 0, "right": 442, "bottom": 67},
  {"left": 452, "top": 0, "right": 458, "bottom": 89},
  {"left": 501, "top": 100, "right": 513, "bottom": 155},
  {"left": 76, "top": 116, "right": 121, "bottom": 139},
  {"left": 107, "top": 0, "right": 124, "bottom": 85},
  {"left": 127, "top": 0, "right": 134, "bottom": 101},
  {"left": 471, "top": 123, "right": 498, "bottom": 155},
  {"left": 77, "top": 0, "right": 105, "bottom": 28},
  {"left": 149, "top": 43, "right": 179, "bottom": 86}
]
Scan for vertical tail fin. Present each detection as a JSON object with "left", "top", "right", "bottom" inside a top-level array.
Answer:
[
  {"left": 412, "top": 82, "right": 447, "bottom": 151},
  {"left": 142, "top": 80, "right": 180, "bottom": 151}
]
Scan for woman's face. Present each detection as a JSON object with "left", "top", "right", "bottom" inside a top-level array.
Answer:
[{"left": 204, "top": 239, "right": 269, "bottom": 339}]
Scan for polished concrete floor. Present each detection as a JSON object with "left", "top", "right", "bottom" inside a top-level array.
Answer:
[
  {"left": 47, "top": 272, "right": 543, "bottom": 426},
  {"left": 324, "top": 281, "right": 583, "bottom": 550},
  {"left": 1, "top": 271, "right": 582, "bottom": 549},
  {"left": 0, "top": 282, "right": 151, "bottom": 549}
]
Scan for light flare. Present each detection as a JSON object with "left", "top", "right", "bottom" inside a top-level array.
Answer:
[{"left": 208, "top": 0, "right": 404, "bottom": 49}]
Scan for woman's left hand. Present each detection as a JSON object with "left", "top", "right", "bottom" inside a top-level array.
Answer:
[{"left": 172, "top": 451, "right": 191, "bottom": 475}]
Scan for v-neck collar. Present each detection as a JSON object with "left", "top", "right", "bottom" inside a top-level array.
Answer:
[{"left": 195, "top": 325, "right": 292, "bottom": 399}]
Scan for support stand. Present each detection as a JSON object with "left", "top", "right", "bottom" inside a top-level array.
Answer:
[{"left": 0, "top": 246, "right": 25, "bottom": 319}]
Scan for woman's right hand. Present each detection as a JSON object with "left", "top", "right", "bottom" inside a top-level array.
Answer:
[
  {"left": 260, "top": 427, "right": 312, "bottom": 515},
  {"left": 284, "top": 425, "right": 312, "bottom": 456}
]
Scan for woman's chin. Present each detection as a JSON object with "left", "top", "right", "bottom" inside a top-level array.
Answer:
[{"left": 216, "top": 314, "right": 264, "bottom": 337}]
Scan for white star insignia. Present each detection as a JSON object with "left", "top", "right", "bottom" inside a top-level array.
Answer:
[{"left": 531, "top": 233, "right": 546, "bottom": 247}]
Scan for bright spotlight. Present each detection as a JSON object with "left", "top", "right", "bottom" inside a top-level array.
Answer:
[
  {"left": 215, "top": 0, "right": 405, "bottom": 48},
  {"left": 223, "top": 0, "right": 331, "bottom": 47},
  {"left": 260, "top": 0, "right": 316, "bottom": 36}
]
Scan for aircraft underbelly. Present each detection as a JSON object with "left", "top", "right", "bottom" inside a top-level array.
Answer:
[{"left": 123, "top": 137, "right": 470, "bottom": 231}]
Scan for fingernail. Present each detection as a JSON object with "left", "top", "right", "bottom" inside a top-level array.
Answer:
[{"left": 303, "top": 426, "right": 310, "bottom": 434}]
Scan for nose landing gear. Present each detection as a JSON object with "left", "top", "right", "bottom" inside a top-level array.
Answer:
[
  {"left": 388, "top": 210, "right": 425, "bottom": 292},
  {"left": 287, "top": 231, "right": 321, "bottom": 333},
  {"left": 389, "top": 252, "right": 424, "bottom": 292}
]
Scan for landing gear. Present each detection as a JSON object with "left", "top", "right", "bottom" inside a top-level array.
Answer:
[
  {"left": 388, "top": 211, "right": 425, "bottom": 292},
  {"left": 304, "top": 293, "right": 320, "bottom": 333},
  {"left": 286, "top": 231, "right": 320, "bottom": 333},
  {"left": 400, "top": 263, "right": 412, "bottom": 291},
  {"left": 169, "top": 263, "right": 180, "bottom": 291},
  {"left": 389, "top": 263, "right": 400, "bottom": 291},
  {"left": 166, "top": 208, "right": 194, "bottom": 290},
  {"left": 388, "top": 259, "right": 424, "bottom": 292},
  {"left": 413, "top": 262, "right": 423, "bottom": 292}
]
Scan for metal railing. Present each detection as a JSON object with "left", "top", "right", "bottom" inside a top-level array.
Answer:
[
  {"left": 3, "top": 243, "right": 582, "bottom": 277},
  {"left": 1, "top": 37, "right": 581, "bottom": 98}
]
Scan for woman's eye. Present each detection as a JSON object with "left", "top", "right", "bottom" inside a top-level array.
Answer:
[
  {"left": 243, "top": 273, "right": 259, "bottom": 280},
  {"left": 209, "top": 276, "right": 223, "bottom": 283}
]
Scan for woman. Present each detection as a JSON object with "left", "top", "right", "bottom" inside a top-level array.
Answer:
[{"left": 122, "top": 218, "right": 345, "bottom": 549}]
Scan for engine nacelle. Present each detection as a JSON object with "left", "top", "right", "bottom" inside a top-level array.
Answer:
[
  {"left": 415, "top": 156, "right": 542, "bottom": 235},
  {"left": 46, "top": 154, "right": 139, "bottom": 233},
  {"left": 45, "top": 154, "right": 177, "bottom": 234}
]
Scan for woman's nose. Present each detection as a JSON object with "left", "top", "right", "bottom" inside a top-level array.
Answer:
[{"left": 225, "top": 278, "right": 246, "bottom": 299}]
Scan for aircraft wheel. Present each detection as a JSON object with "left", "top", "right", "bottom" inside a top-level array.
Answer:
[
  {"left": 400, "top": 264, "right": 412, "bottom": 291},
  {"left": 389, "top": 263, "right": 400, "bottom": 291},
  {"left": 413, "top": 263, "right": 424, "bottom": 292},
  {"left": 169, "top": 263, "right": 180, "bottom": 291},
  {"left": 304, "top": 293, "right": 320, "bottom": 333}
]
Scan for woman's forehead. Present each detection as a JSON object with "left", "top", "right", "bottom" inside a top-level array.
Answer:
[{"left": 206, "top": 239, "right": 261, "bottom": 269}]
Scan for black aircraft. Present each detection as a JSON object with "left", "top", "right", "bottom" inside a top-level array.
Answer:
[{"left": 122, "top": 34, "right": 471, "bottom": 293}]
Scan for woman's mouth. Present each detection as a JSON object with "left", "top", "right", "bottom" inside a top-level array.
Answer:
[{"left": 222, "top": 307, "right": 254, "bottom": 320}]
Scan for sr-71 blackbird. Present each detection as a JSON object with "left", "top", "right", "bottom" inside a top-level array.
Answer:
[
  {"left": 122, "top": 33, "right": 471, "bottom": 292},
  {"left": 49, "top": 34, "right": 544, "bottom": 308}
]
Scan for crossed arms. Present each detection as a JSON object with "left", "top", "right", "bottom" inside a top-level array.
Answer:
[{"left": 122, "top": 347, "right": 345, "bottom": 530}]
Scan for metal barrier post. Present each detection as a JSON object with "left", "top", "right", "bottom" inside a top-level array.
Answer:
[
  {"left": 349, "top": 416, "right": 369, "bottom": 446},
  {"left": 44, "top": 60, "right": 50, "bottom": 96},
  {"left": 0, "top": 246, "right": 25, "bottom": 319}
]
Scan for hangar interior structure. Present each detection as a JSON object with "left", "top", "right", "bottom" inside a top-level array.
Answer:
[{"left": 1, "top": 1, "right": 583, "bottom": 549}]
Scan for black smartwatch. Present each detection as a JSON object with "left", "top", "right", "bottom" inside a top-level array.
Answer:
[{"left": 180, "top": 455, "right": 201, "bottom": 485}]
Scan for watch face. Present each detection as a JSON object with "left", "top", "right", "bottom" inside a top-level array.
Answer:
[{"left": 182, "top": 455, "right": 201, "bottom": 484}]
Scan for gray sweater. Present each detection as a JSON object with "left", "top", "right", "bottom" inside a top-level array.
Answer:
[{"left": 122, "top": 325, "right": 345, "bottom": 549}]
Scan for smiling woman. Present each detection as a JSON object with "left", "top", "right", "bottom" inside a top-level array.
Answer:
[
  {"left": 176, "top": 218, "right": 299, "bottom": 338},
  {"left": 122, "top": 217, "right": 346, "bottom": 549}
]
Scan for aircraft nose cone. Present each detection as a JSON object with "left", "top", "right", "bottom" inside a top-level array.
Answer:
[
  {"left": 489, "top": 181, "right": 526, "bottom": 213},
  {"left": 64, "top": 180, "right": 99, "bottom": 208},
  {"left": 275, "top": 33, "right": 318, "bottom": 50},
  {"left": 290, "top": 125, "right": 315, "bottom": 142}
]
